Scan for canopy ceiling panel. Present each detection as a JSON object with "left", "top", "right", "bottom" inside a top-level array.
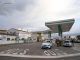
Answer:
[{"left": 45, "top": 19, "right": 75, "bottom": 33}]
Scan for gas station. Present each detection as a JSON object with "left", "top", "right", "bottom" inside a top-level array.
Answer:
[{"left": 45, "top": 19, "right": 75, "bottom": 46}]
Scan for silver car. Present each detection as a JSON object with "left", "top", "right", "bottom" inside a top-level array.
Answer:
[
  {"left": 63, "top": 40, "right": 73, "bottom": 47},
  {"left": 41, "top": 40, "right": 52, "bottom": 49}
]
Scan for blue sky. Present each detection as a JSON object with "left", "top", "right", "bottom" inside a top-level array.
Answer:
[{"left": 0, "top": 0, "right": 80, "bottom": 32}]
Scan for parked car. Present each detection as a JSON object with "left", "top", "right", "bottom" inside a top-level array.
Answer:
[
  {"left": 73, "top": 40, "right": 80, "bottom": 43},
  {"left": 41, "top": 40, "right": 52, "bottom": 49},
  {"left": 63, "top": 40, "right": 73, "bottom": 47}
]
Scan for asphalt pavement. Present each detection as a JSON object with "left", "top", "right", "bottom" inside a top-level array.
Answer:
[
  {"left": 0, "top": 42, "right": 80, "bottom": 56},
  {"left": 0, "top": 42, "right": 80, "bottom": 60}
]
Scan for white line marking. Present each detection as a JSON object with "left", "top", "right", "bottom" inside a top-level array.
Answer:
[
  {"left": 26, "top": 49, "right": 29, "bottom": 51},
  {"left": 57, "top": 51, "right": 68, "bottom": 55},
  {"left": 47, "top": 50, "right": 56, "bottom": 56},
  {"left": 23, "top": 50, "right": 27, "bottom": 55},
  {"left": 44, "top": 50, "right": 50, "bottom": 56},
  {"left": 19, "top": 53, "right": 23, "bottom": 55},
  {"left": 54, "top": 49, "right": 68, "bottom": 55},
  {"left": 12, "top": 53, "right": 18, "bottom": 55},
  {"left": 55, "top": 49, "right": 59, "bottom": 50},
  {"left": 72, "top": 47, "right": 80, "bottom": 51},
  {"left": 62, "top": 53, "right": 68, "bottom": 55},
  {"left": 0, "top": 49, "right": 30, "bottom": 55},
  {"left": 0, "top": 51, "right": 5, "bottom": 54}
]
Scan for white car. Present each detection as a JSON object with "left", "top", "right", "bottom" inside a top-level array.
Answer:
[
  {"left": 63, "top": 40, "right": 73, "bottom": 47},
  {"left": 41, "top": 40, "right": 52, "bottom": 49}
]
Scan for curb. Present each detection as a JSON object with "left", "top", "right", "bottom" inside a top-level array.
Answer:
[{"left": 0, "top": 53, "right": 80, "bottom": 58}]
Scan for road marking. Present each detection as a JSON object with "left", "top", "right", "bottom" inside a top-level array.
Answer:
[
  {"left": 44, "top": 50, "right": 50, "bottom": 56},
  {"left": 18, "top": 50, "right": 26, "bottom": 55},
  {"left": 55, "top": 49, "right": 59, "bottom": 50},
  {"left": 26, "top": 49, "right": 29, "bottom": 51},
  {"left": 23, "top": 50, "right": 27, "bottom": 55},
  {"left": 6, "top": 49, "right": 14, "bottom": 54},
  {"left": 20, "top": 49, "right": 29, "bottom": 55},
  {"left": 54, "top": 49, "right": 68, "bottom": 55},
  {"left": 12, "top": 53, "right": 18, "bottom": 55},
  {"left": 62, "top": 53, "right": 68, "bottom": 55},
  {"left": 8, "top": 49, "right": 18, "bottom": 54},
  {"left": 0, "top": 51, "right": 5, "bottom": 54},
  {"left": 47, "top": 50, "right": 56, "bottom": 56},
  {"left": 0, "top": 48, "right": 30, "bottom": 55},
  {"left": 0, "top": 53, "right": 80, "bottom": 58},
  {"left": 72, "top": 47, "right": 80, "bottom": 51},
  {"left": 58, "top": 51, "right": 68, "bottom": 55},
  {"left": 71, "top": 43, "right": 80, "bottom": 51}
]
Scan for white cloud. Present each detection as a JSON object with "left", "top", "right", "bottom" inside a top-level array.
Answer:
[{"left": 0, "top": 0, "right": 80, "bottom": 32}]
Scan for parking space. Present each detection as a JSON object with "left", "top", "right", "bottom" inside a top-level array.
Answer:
[
  {"left": 72, "top": 43, "right": 80, "bottom": 51},
  {"left": 0, "top": 42, "right": 80, "bottom": 56},
  {"left": 0, "top": 48, "right": 68, "bottom": 56}
]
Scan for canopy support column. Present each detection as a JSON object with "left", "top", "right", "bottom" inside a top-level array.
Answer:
[{"left": 58, "top": 24, "right": 62, "bottom": 40}]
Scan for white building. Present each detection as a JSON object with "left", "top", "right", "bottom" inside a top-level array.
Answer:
[
  {"left": 0, "top": 28, "right": 32, "bottom": 44},
  {"left": 8, "top": 28, "right": 31, "bottom": 42},
  {"left": 0, "top": 29, "right": 16, "bottom": 44}
]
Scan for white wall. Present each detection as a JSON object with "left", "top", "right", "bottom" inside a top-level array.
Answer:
[
  {"left": 19, "top": 32, "right": 31, "bottom": 40},
  {"left": 0, "top": 35, "right": 16, "bottom": 44},
  {"left": 31, "top": 33, "right": 37, "bottom": 42},
  {"left": 8, "top": 28, "right": 31, "bottom": 40},
  {"left": 42, "top": 34, "right": 48, "bottom": 40}
]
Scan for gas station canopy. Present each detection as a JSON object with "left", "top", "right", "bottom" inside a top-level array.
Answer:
[{"left": 45, "top": 19, "right": 75, "bottom": 33}]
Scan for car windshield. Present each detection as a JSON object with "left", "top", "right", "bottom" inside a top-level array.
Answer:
[
  {"left": 64, "top": 41, "right": 70, "bottom": 43},
  {"left": 44, "top": 40, "right": 51, "bottom": 43},
  {"left": 46, "top": 41, "right": 51, "bottom": 42}
]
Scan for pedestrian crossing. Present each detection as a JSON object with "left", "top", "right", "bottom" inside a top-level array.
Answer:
[
  {"left": 43, "top": 49, "right": 68, "bottom": 56},
  {"left": 44, "top": 50, "right": 51, "bottom": 56},
  {"left": 47, "top": 50, "right": 56, "bottom": 56}
]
